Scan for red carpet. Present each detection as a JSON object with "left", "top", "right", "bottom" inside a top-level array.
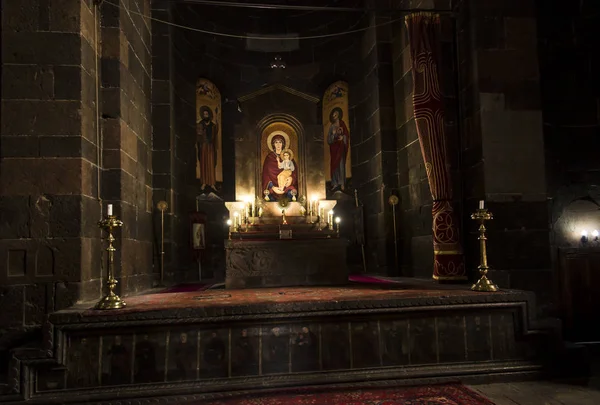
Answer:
[
  {"left": 163, "top": 275, "right": 392, "bottom": 293},
  {"left": 203, "top": 384, "right": 495, "bottom": 405},
  {"left": 159, "top": 283, "right": 213, "bottom": 293},
  {"left": 83, "top": 284, "right": 495, "bottom": 316},
  {"left": 349, "top": 274, "right": 400, "bottom": 284}
]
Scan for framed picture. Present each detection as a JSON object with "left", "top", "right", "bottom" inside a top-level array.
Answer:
[
  {"left": 192, "top": 223, "right": 206, "bottom": 250},
  {"left": 190, "top": 212, "right": 207, "bottom": 261}
]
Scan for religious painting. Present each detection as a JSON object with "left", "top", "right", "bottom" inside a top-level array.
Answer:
[
  {"left": 192, "top": 223, "right": 205, "bottom": 250},
  {"left": 190, "top": 211, "right": 207, "bottom": 261},
  {"left": 323, "top": 81, "right": 351, "bottom": 193},
  {"left": 66, "top": 336, "right": 100, "bottom": 388},
  {"left": 291, "top": 324, "right": 319, "bottom": 373},
  {"left": 380, "top": 319, "right": 409, "bottom": 366},
  {"left": 261, "top": 325, "right": 290, "bottom": 374},
  {"left": 321, "top": 323, "right": 350, "bottom": 370},
  {"left": 350, "top": 321, "right": 380, "bottom": 368},
  {"left": 196, "top": 78, "right": 222, "bottom": 194},
  {"left": 167, "top": 330, "right": 198, "bottom": 382},
  {"left": 133, "top": 332, "right": 167, "bottom": 384},
  {"left": 101, "top": 335, "right": 133, "bottom": 386},
  {"left": 199, "top": 329, "right": 228, "bottom": 378},
  {"left": 261, "top": 122, "right": 300, "bottom": 201},
  {"left": 231, "top": 327, "right": 259, "bottom": 377}
]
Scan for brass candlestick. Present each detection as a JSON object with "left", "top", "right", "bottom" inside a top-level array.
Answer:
[
  {"left": 157, "top": 201, "right": 168, "bottom": 287},
  {"left": 281, "top": 209, "right": 287, "bottom": 225},
  {"left": 471, "top": 207, "right": 499, "bottom": 292},
  {"left": 95, "top": 215, "right": 126, "bottom": 309},
  {"left": 388, "top": 195, "right": 399, "bottom": 272}
]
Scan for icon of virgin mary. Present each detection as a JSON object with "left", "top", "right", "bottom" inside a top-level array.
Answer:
[{"left": 262, "top": 132, "right": 298, "bottom": 201}]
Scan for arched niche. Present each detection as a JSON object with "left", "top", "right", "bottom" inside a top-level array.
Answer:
[{"left": 233, "top": 84, "right": 322, "bottom": 201}]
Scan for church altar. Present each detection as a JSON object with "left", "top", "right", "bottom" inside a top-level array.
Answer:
[{"left": 224, "top": 201, "right": 348, "bottom": 288}]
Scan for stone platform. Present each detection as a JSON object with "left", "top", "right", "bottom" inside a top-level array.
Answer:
[{"left": 3, "top": 279, "right": 561, "bottom": 404}]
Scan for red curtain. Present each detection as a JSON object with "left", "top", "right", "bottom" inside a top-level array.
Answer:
[{"left": 405, "top": 13, "right": 466, "bottom": 281}]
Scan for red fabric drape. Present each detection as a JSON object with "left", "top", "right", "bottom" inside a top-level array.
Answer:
[{"left": 405, "top": 13, "right": 466, "bottom": 281}]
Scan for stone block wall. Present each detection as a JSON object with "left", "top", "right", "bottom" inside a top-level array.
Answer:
[
  {"left": 150, "top": 1, "right": 177, "bottom": 279},
  {"left": 0, "top": 0, "right": 102, "bottom": 349},
  {"left": 351, "top": 12, "right": 398, "bottom": 275},
  {"left": 100, "top": 0, "right": 153, "bottom": 294},
  {"left": 538, "top": 0, "right": 600, "bottom": 246},
  {"left": 455, "top": 0, "right": 551, "bottom": 311}
]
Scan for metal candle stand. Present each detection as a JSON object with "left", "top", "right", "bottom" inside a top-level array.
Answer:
[
  {"left": 95, "top": 214, "right": 126, "bottom": 310},
  {"left": 471, "top": 205, "right": 499, "bottom": 292}
]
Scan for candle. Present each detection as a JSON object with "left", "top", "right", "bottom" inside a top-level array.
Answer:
[
  {"left": 479, "top": 200, "right": 484, "bottom": 210},
  {"left": 251, "top": 199, "right": 255, "bottom": 218},
  {"left": 234, "top": 212, "right": 239, "bottom": 228},
  {"left": 107, "top": 204, "right": 113, "bottom": 216}
]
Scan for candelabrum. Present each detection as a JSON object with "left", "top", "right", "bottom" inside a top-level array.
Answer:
[
  {"left": 95, "top": 214, "right": 126, "bottom": 309},
  {"left": 156, "top": 201, "right": 168, "bottom": 287},
  {"left": 471, "top": 207, "right": 499, "bottom": 292}
]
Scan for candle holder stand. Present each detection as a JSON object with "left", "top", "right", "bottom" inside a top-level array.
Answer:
[
  {"left": 471, "top": 208, "right": 499, "bottom": 292},
  {"left": 95, "top": 215, "right": 126, "bottom": 309},
  {"left": 156, "top": 201, "right": 168, "bottom": 287}
]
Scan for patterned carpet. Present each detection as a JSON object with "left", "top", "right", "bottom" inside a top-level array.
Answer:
[
  {"left": 202, "top": 384, "right": 496, "bottom": 405},
  {"left": 82, "top": 282, "right": 503, "bottom": 316}
]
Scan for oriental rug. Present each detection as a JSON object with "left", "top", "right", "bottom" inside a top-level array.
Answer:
[
  {"left": 160, "top": 283, "right": 214, "bottom": 293},
  {"left": 83, "top": 284, "right": 507, "bottom": 316},
  {"left": 202, "top": 384, "right": 495, "bottom": 405},
  {"left": 349, "top": 274, "right": 401, "bottom": 284}
]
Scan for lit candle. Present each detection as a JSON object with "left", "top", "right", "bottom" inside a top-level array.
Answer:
[
  {"left": 107, "top": 204, "right": 113, "bottom": 216},
  {"left": 335, "top": 216, "right": 341, "bottom": 233},
  {"left": 479, "top": 200, "right": 484, "bottom": 210},
  {"left": 328, "top": 210, "right": 333, "bottom": 224},
  {"left": 234, "top": 211, "right": 239, "bottom": 228}
]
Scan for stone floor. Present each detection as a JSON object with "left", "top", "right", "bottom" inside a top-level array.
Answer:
[{"left": 470, "top": 378, "right": 600, "bottom": 404}]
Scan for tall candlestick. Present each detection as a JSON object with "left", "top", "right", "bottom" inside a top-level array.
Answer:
[
  {"left": 95, "top": 213, "right": 125, "bottom": 310},
  {"left": 107, "top": 204, "right": 113, "bottom": 216},
  {"left": 479, "top": 200, "right": 484, "bottom": 210}
]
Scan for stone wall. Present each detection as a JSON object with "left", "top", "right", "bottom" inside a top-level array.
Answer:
[
  {"left": 455, "top": 0, "right": 551, "bottom": 311},
  {"left": 538, "top": 0, "right": 600, "bottom": 248},
  {"left": 350, "top": 12, "right": 398, "bottom": 275},
  {"left": 0, "top": 0, "right": 102, "bottom": 351},
  {"left": 150, "top": 1, "right": 177, "bottom": 280},
  {"left": 100, "top": 0, "right": 153, "bottom": 294}
]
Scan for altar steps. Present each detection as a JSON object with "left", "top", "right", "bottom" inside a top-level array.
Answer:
[{"left": 0, "top": 281, "right": 562, "bottom": 405}]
